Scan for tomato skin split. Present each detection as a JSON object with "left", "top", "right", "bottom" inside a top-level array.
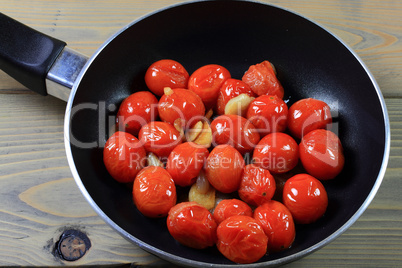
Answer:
[{"left": 242, "top": 60, "right": 284, "bottom": 98}]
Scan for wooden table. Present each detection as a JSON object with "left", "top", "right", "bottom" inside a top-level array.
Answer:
[{"left": 0, "top": 0, "right": 401, "bottom": 266}]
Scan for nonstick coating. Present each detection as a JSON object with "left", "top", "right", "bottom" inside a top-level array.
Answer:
[{"left": 65, "top": 0, "right": 389, "bottom": 266}]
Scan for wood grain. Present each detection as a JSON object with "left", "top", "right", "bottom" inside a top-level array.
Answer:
[{"left": 0, "top": 0, "right": 401, "bottom": 267}]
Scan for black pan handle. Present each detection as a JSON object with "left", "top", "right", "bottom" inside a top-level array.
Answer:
[{"left": 0, "top": 12, "right": 66, "bottom": 96}]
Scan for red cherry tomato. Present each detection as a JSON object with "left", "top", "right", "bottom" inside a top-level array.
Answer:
[
  {"left": 216, "top": 215, "right": 268, "bottom": 264},
  {"left": 300, "top": 129, "right": 345, "bottom": 180},
  {"left": 213, "top": 199, "right": 253, "bottom": 225},
  {"left": 287, "top": 98, "right": 332, "bottom": 139},
  {"left": 216, "top": 78, "right": 256, "bottom": 115},
  {"left": 133, "top": 166, "right": 177, "bottom": 218},
  {"left": 210, "top": 114, "right": 260, "bottom": 155},
  {"left": 103, "top": 131, "right": 146, "bottom": 183},
  {"left": 167, "top": 201, "right": 217, "bottom": 249},
  {"left": 253, "top": 132, "right": 299, "bottom": 173},
  {"left": 166, "top": 142, "right": 209, "bottom": 187},
  {"left": 116, "top": 91, "right": 159, "bottom": 136},
  {"left": 138, "top": 121, "right": 182, "bottom": 158},
  {"left": 145, "top": 59, "right": 189, "bottom": 96},
  {"left": 158, "top": 88, "right": 205, "bottom": 127},
  {"left": 238, "top": 164, "right": 276, "bottom": 206},
  {"left": 282, "top": 173, "right": 328, "bottom": 224},
  {"left": 246, "top": 95, "right": 288, "bottom": 136},
  {"left": 242, "top": 60, "right": 284, "bottom": 98},
  {"left": 188, "top": 64, "right": 231, "bottom": 110},
  {"left": 205, "top": 145, "right": 245, "bottom": 193},
  {"left": 254, "top": 200, "right": 295, "bottom": 252}
]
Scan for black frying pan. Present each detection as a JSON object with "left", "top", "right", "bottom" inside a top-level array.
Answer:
[{"left": 0, "top": 0, "right": 390, "bottom": 267}]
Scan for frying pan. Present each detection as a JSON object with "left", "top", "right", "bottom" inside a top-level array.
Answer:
[{"left": 0, "top": 0, "right": 390, "bottom": 266}]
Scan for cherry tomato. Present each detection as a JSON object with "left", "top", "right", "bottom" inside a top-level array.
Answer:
[
  {"left": 213, "top": 199, "right": 253, "bottom": 225},
  {"left": 300, "top": 129, "right": 345, "bottom": 180},
  {"left": 188, "top": 64, "right": 231, "bottom": 110},
  {"left": 254, "top": 200, "right": 295, "bottom": 252},
  {"left": 216, "top": 78, "right": 256, "bottom": 115},
  {"left": 242, "top": 60, "right": 284, "bottom": 98},
  {"left": 246, "top": 95, "right": 288, "bottom": 136},
  {"left": 138, "top": 121, "right": 182, "bottom": 158},
  {"left": 216, "top": 215, "right": 268, "bottom": 264},
  {"left": 253, "top": 132, "right": 299, "bottom": 173},
  {"left": 133, "top": 166, "right": 177, "bottom": 218},
  {"left": 145, "top": 59, "right": 189, "bottom": 96},
  {"left": 167, "top": 201, "right": 217, "bottom": 249},
  {"left": 116, "top": 91, "right": 159, "bottom": 136},
  {"left": 158, "top": 88, "right": 205, "bottom": 128},
  {"left": 210, "top": 114, "right": 260, "bottom": 155},
  {"left": 238, "top": 164, "right": 276, "bottom": 206},
  {"left": 287, "top": 98, "right": 332, "bottom": 139},
  {"left": 103, "top": 131, "right": 146, "bottom": 183},
  {"left": 166, "top": 142, "right": 209, "bottom": 187},
  {"left": 282, "top": 173, "right": 328, "bottom": 224},
  {"left": 205, "top": 145, "right": 245, "bottom": 193}
]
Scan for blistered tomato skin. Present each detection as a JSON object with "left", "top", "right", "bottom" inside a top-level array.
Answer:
[
  {"left": 287, "top": 98, "right": 332, "bottom": 139},
  {"left": 188, "top": 64, "right": 231, "bottom": 110},
  {"left": 116, "top": 91, "right": 159, "bottom": 136},
  {"left": 144, "top": 59, "right": 189, "bottom": 96},
  {"left": 216, "top": 78, "right": 256, "bottom": 115},
  {"left": 138, "top": 121, "right": 183, "bottom": 158},
  {"left": 246, "top": 95, "right": 288, "bottom": 136},
  {"left": 254, "top": 200, "right": 296, "bottom": 252},
  {"left": 210, "top": 114, "right": 260, "bottom": 155},
  {"left": 103, "top": 131, "right": 146, "bottom": 183},
  {"left": 205, "top": 145, "right": 245, "bottom": 193},
  {"left": 238, "top": 164, "right": 276, "bottom": 206},
  {"left": 167, "top": 202, "right": 217, "bottom": 249},
  {"left": 282, "top": 174, "right": 328, "bottom": 224},
  {"left": 216, "top": 215, "right": 268, "bottom": 264},
  {"left": 213, "top": 199, "right": 253, "bottom": 225},
  {"left": 158, "top": 88, "right": 205, "bottom": 127},
  {"left": 166, "top": 142, "right": 209, "bottom": 187},
  {"left": 242, "top": 60, "right": 284, "bottom": 98},
  {"left": 253, "top": 132, "right": 299, "bottom": 174},
  {"left": 300, "top": 129, "right": 345, "bottom": 180},
  {"left": 133, "top": 166, "right": 177, "bottom": 218}
]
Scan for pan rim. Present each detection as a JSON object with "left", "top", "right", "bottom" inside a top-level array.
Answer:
[{"left": 63, "top": 0, "right": 391, "bottom": 266}]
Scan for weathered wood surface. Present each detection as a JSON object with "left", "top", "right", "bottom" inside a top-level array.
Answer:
[{"left": 0, "top": 0, "right": 401, "bottom": 267}]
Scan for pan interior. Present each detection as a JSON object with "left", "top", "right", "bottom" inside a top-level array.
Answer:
[{"left": 67, "top": 0, "right": 387, "bottom": 266}]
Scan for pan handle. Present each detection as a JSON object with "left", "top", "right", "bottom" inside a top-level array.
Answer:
[{"left": 0, "top": 12, "right": 88, "bottom": 102}]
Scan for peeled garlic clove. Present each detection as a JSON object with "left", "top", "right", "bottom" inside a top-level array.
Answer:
[
  {"left": 224, "top": 93, "right": 255, "bottom": 117},
  {"left": 193, "top": 121, "right": 212, "bottom": 148},
  {"left": 163, "top": 87, "right": 174, "bottom": 96},
  {"left": 189, "top": 172, "right": 216, "bottom": 210},
  {"left": 147, "top": 152, "right": 164, "bottom": 167},
  {"left": 186, "top": 120, "right": 203, "bottom": 142}
]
